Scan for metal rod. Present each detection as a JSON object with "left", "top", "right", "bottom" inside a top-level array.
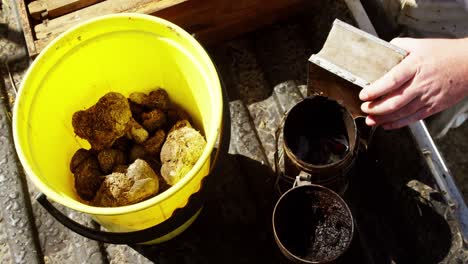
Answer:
[{"left": 409, "top": 120, "right": 468, "bottom": 245}]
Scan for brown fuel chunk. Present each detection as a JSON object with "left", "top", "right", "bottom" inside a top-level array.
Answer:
[
  {"left": 128, "top": 92, "right": 148, "bottom": 106},
  {"left": 144, "top": 129, "right": 166, "bottom": 155},
  {"left": 125, "top": 159, "right": 160, "bottom": 203},
  {"left": 168, "top": 119, "right": 191, "bottom": 134},
  {"left": 147, "top": 89, "right": 169, "bottom": 110},
  {"left": 70, "top": 148, "right": 93, "bottom": 173},
  {"left": 128, "top": 100, "right": 144, "bottom": 118},
  {"left": 129, "top": 89, "right": 169, "bottom": 110},
  {"left": 167, "top": 108, "right": 190, "bottom": 127},
  {"left": 113, "top": 165, "right": 128, "bottom": 174},
  {"left": 127, "top": 118, "right": 149, "bottom": 143},
  {"left": 160, "top": 126, "right": 206, "bottom": 185},
  {"left": 74, "top": 156, "right": 103, "bottom": 201},
  {"left": 92, "top": 159, "right": 159, "bottom": 207},
  {"left": 112, "top": 137, "right": 133, "bottom": 152},
  {"left": 92, "top": 172, "right": 132, "bottom": 207},
  {"left": 97, "top": 149, "right": 127, "bottom": 174},
  {"left": 141, "top": 109, "right": 166, "bottom": 132},
  {"left": 129, "top": 144, "right": 146, "bottom": 163},
  {"left": 72, "top": 92, "right": 132, "bottom": 151}
]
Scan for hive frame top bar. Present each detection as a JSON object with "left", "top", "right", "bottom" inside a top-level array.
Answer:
[{"left": 309, "top": 19, "right": 407, "bottom": 88}]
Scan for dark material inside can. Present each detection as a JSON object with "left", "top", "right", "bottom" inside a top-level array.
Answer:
[
  {"left": 284, "top": 97, "right": 349, "bottom": 165},
  {"left": 273, "top": 185, "right": 353, "bottom": 263}
]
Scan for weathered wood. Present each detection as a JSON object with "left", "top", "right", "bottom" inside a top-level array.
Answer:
[
  {"left": 34, "top": 0, "right": 186, "bottom": 40},
  {"left": 22, "top": 0, "right": 311, "bottom": 57},
  {"left": 28, "top": 0, "right": 104, "bottom": 20},
  {"left": 16, "top": 0, "right": 37, "bottom": 55},
  {"left": 156, "top": 0, "right": 314, "bottom": 45},
  {"left": 32, "top": 36, "right": 53, "bottom": 55}
]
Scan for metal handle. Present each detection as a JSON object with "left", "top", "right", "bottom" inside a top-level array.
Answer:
[
  {"left": 36, "top": 192, "right": 201, "bottom": 244},
  {"left": 37, "top": 77, "right": 231, "bottom": 245},
  {"left": 293, "top": 171, "right": 313, "bottom": 187}
]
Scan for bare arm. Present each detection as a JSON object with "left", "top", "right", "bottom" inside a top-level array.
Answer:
[{"left": 359, "top": 37, "right": 468, "bottom": 129}]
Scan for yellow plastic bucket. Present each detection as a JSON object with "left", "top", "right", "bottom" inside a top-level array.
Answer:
[{"left": 12, "top": 13, "right": 223, "bottom": 244}]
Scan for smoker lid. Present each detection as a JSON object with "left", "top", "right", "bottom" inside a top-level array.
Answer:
[{"left": 307, "top": 19, "right": 407, "bottom": 119}]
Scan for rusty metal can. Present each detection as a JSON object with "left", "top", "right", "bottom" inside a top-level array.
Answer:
[
  {"left": 282, "top": 96, "right": 358, "bottom": 194},
  {"left": 272, "top": 174, "right": 354, "bottom": 263}
]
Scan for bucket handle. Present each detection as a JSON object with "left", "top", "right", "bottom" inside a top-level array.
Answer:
[
  {"left": 36, "top": 191, "right": 201, "bottom": 244},
  {"left": 36, "top": 79, "right": 231, "bottom": 245}
]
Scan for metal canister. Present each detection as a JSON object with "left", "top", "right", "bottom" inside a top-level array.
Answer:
[
  {"left": 282, "top": 96, "right": 358, "bottom": 194},
  {"left": 272, "top": 174, "right": 354, "bottom": 263}
]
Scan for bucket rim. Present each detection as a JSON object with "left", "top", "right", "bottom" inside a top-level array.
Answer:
[{"left": 12, "top": 13, "right": 223, "bottom": 216}]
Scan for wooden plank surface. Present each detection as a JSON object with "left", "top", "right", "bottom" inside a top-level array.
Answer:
[
  {"left": 34, "top": 0, "right": 186, "bottom": 39},
  {"left": 28, "top": 0, "right": 104, "bottom": 20},
  {"left": 25, "top": 0, "right": 312, "bottom": 56},
  {"left": 155, "top": 0, "right": 314, "bottom": 45},
  {"left": 16, "top": 0, "right": 37, "bottom": 55}
]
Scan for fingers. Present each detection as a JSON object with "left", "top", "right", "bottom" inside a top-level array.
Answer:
[
  {"left": 381, "top": 107, "right": 431, "bottom": 129},
  {"left": 390, "top": 37, "right": 415, "bottom": 50},
  {"left": 359, "top": 50, "right": 417, "bottom": 101},
  {"left": 364, "top": 96, "right": 424, "bottom": 126},
  {"left": 361, "top": 79, "right": 420, "bottom": 115},
  {"left": 360, "top": 37, "right": 420, "bottom": 128}
]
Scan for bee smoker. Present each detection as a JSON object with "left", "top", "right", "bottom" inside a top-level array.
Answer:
[
  {"left": 278, "top": 19, "right": 407, "bottom": 194},
  {"left": 282, "top": 96, "right": 357, "bottom": 194},
  {"left": 272, "top": 19, "right": 408, "bottom": 263}
]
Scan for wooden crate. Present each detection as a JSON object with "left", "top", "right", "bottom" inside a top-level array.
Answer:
[{"left": 16, "top": 0, "right": 313, "bottom": 57}]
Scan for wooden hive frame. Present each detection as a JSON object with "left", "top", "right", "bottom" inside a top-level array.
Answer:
[{"left": 15, "top": 0, "right": 314, "bottom": 57}]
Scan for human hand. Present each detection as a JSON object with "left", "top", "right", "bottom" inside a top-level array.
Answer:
[{"left": 359, "top": 37, "right": 468, "bottom": 129}]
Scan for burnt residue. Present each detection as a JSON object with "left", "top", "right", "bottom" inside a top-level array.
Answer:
[
  {"left": 284, "top": 96, "right": 349, "bottom": 165},
  {"left": 274, "top": 185, "right": 353, "bottom": 263}
]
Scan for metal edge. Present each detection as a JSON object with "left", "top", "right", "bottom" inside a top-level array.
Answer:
[
  {"left": 332, "top": 18, "right": 408, "bottom": 56},
  {"left": 309, "top": 54, "right": 370, "bottom": 88},
  {"left": 409, "top": 121, "right": 468, "bottom": 245}
]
